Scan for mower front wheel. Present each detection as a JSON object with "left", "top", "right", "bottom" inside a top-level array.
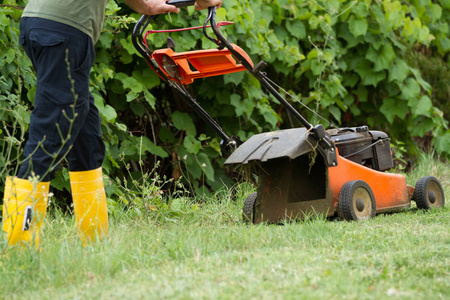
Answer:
[
  {"left": 338, "top": 180, "right": 376, "bottom": 221},
  {"left": 413, "top": 176, "right": 445, "bottom": 209},
  {"left": 243, "top": 192, "right": 257, "bottom": 224}
]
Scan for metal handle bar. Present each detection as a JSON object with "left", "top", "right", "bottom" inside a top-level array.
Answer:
[{"left": 167, "top": 0, "right": 196, "bottom": 7}]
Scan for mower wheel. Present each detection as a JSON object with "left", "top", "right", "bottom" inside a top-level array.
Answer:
[
  {"left": 413, "top": 176, "right": 445, "bottom": 209},
  {"left": 243, "top": 192, "right": 257, "bottom": 224},
  {"left": 338, "top": 180, "right": 376, "bottom": 221}
]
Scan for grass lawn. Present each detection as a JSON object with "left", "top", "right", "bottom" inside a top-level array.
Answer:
[{"left": 1, "top": 155, "right": 449, "bottom": 299}]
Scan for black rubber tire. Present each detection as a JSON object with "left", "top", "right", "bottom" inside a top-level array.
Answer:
[
  {"left": 413, "top": 176, "right": 445, "bottom": 209},
  {"left": 338, "top": 180, "right": 376, "bottom": 221},
  {"left": 243, "top": 192, "right": 257, "bottom": 224}
]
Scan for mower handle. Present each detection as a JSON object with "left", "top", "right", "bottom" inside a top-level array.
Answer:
[
  {"left": 166, "top": 0, "right": 196, "bottom": 7},
  {"left": 131, "top": 7, "right": 337, "bottom": 165}
]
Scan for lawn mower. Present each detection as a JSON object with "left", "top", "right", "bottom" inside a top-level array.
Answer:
[{"left": 132, "top": 1, "right": 445, "bottom": 223}]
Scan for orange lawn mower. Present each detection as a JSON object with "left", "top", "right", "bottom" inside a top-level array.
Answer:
[{"left": 132, "top": 1, "right": 445, "bottom": 223}]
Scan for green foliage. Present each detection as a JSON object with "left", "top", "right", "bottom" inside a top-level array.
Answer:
[
  {"left": 1, "top": 0, "right": 449, "bottom": 207},
  {"left": 0, "top": 1, "right": 32, "bottom": 182}
]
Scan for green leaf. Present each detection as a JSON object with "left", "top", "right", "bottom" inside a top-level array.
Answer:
[
  {"left": 5, "top": 48, "right": 15, "bottom": 64},
  {"left": 428, "top": 3, "right": 442, "bottom": 22},
  {"left": 410, "top": 95, "right": 432, "bottom": 117},
  {"left": 143, "top": 90, "right": 156, "bottom": 109},
  {"left": 384, "top": 0, "right": 404, "bottom": 29},
  {"left": 375, "top": 44, "right": 396, "bottom": 71},
  {"left": 352, "top": 1, "right": 369, "bottom": 18},
  {"left": 328, "top": 105, "right": 341, "bottom": 122},
  {"left": 286, "top": 19, "right": 306, "bottom": 39},
  {"left": 409, "top": 67, "right": 431, "bottom": 92},
  {"left": 364, "top": 32, "right": 384, "bottom": 51},
  {"left": 372, "top": 5, "right": 392, "bottom": 35},
  {"left": 0, "top": 13, "right": 9, "bottom": 31},
  {"left": 309, "top": 15, "right": 321, "bottom": 30},
  {"left": 389, "top": 59, "right": 409, "bottom": 82},
  {"left": 224, "top": 72, "right": 245, "bottom": 86},
  {"left": 141, "top": 137, "right": 168, "bottom": 158},
  {"left": 98, "top": 31, "right": 114, "bottom": 49},
  {"left": 355, "top": 59, "right": 386, "bottom": 87},
  {"left": 365, "top": 46, "right": 378, "bottom": 63},
  {"left": 134, "top": 68, "right": 161, "bottom": 90},
  {"left": 183, "top": 135, "right": 202, "bottom": 154},
  {"left": 172, "top": 111, "right": 197, "bottom": 136},
  {"left": 93, "top": 92, "right": 117, "bottom": 122},
  {"left": 100, "top": 105, "right": 117, "bottom": 122},
  {"left": 116, "top": 123, "right": 127, "bottom": 132},
  {"left": 342, "top": 72, "right": 359, "bottom": 88},
  {"left": 262, "top": 110, "right": 279, "bottom": 129},
  {"left": 439, "top": 36, "right": 450, "bottom": 53},
  {"left": 348, "top": 16, "right": 368, "bottom": 38},
  {"left": 119, "top": 37, "right": 138, "bottom": 55},
  {"left": 209, "top": 138, "right": 222, "bottom": 154},
  {"left": 410, "top": 118, "right": 434, "bottom": 137},
  {"left": 380, "top": 98, "right": 408, "bottom": 124},
  {"left": 230, "top": 93, "right": 255, "bottom": 116},
  {"left": 130, "top": 101, "right": 145, "bottom": 117},
  {"left": 366, "top": 44, "right": 395, "bottom": 71},
  {"left": 310, "top": 59, "right": 322, "bottom": 76},
  {"left": 120, "top": 138, "right": 138, "bottom": 156},
  {"left": 349, "top": 103, "right": 361, "bottom": 116},
  {"left": 338, "top": 23, "right": 363, "bottom": 48},
  {"left": 400, "top": 78, "right": 421, "bottom": 100},
  {"left": 435, "top": 131, "right": 450, "bottom": 154},
  {"left": 115, "top": 72, "right": 145, "bottom": 102}
]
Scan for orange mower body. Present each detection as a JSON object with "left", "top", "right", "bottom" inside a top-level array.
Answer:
[{"left": 224, "top": 127, "right": 445, "bottom": 223}]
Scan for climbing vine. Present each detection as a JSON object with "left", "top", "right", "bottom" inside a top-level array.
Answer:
[{"left": 1, "top": 0, "right": 449, "bottom": 203}]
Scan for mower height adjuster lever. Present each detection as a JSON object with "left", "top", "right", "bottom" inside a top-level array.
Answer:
[
  {"left": 253, "top": 60, "right": 267, "bottom": 72},
  {"left": 220, "top": 136, "right": 243, "bottom": 154}
]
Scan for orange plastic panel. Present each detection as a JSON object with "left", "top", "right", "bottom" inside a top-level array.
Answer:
[
  {"left": 151, "top": 43, "right": 254, "bottom": 84},
  {"left": 329, "top": 150, "right": 411, "bottom": 212}
]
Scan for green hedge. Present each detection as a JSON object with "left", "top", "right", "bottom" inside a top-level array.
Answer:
[{"left": 1, "top": 0, "right": 449, "bottom": 207}]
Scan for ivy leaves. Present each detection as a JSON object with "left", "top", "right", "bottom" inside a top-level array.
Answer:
[{"left": 2, "top": 0, "right": 449, "bottom": 199}]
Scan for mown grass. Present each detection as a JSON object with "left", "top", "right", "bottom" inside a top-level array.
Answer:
[{"left": 1, "top": 155, "right": 449, "bottom": 299}]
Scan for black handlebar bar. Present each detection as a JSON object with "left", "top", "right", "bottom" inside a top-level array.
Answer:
[{"left": 166, "top": 0, "right": 196, "bottom": 7}]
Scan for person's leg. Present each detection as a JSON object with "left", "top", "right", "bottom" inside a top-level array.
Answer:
[
  {"left": 17, "top": 17, "right": 94, "bottom": 182},
  {"left": 2, "top": 17, "right": 95, "bottom": 248},
  {"left": 67, "top": 95, "right": 105, "bottom": 172}
]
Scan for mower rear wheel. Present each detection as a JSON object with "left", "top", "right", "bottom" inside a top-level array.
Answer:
[
  {"left": 338, "top": 180, "right": 376, "bottom": 221},
  {"left": 243, "top": 192, "right": 257, "bottom": 224},
  {"left": 413, "top": 176, "right": 445, "bottom": 209}
]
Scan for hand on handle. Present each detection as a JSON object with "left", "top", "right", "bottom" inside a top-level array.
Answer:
[
  {"left": 125, "top": 0, "right": 180, "bottom": 15},
  {"left": 194, "top": 0, "right": 222, "bottom": 10},
  {"left": 166, "top": 0, "right": 222, "bottom": 10}
]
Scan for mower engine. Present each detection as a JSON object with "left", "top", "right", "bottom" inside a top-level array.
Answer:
[{"left": 329, "top": 126, "right": 394, "bottom": 172}]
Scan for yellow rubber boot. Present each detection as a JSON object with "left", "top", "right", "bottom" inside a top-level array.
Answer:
[
  {"left": 2, "top": 177, "right": 50, "bottom": 248},
  {"left": 69, "top": 167, "right": 109, "bottom": 245}
]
